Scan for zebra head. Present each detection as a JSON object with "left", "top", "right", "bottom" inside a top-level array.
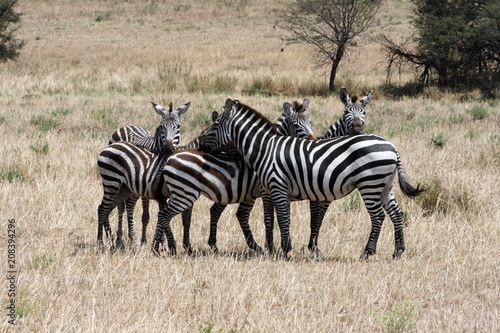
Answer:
[
  {"left": 340, "top": 87, "right": 372, "bottom": 135},
  {"left": 151, "top": 101, "right": 191, "bottom": 146},
  {"left": 278, "top": 97, "right": 317, "bottom": 140},
  {"left": 200, "top": 98, "right": 250, "bottom": 153}
]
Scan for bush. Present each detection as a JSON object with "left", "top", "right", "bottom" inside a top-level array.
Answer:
[
  {"left": 467, "top": 105, "right": 489, "bottom": 120},
  {"left": 0, "top": 167, "right": 25, "bottom": 183},
  {"left": 372, "top": 301, "right": 420, "bottom": 333}
]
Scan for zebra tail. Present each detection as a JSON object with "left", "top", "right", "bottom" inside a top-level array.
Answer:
[{"left": 396, "top": 153, "right": 425, "bottom": 198}]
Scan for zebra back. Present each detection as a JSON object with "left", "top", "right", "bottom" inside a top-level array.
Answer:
[
  {"left": 321, "top": 87, "right": 373, "bottom": 139},
  {"left": 108, "top": 101, "right": 190, "bottom": 153},
  {"left": 109, "top": 126, "right": 151, "bottom": 145}
]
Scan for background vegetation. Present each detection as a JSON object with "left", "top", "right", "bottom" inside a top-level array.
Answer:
[{"left": 1, "top": 0, "right": 498, "bottom": 332}]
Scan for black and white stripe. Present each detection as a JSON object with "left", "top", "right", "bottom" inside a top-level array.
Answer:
[
  {"left": 199, "top": 98, "right": 424, "bottom": 259},
  {"left": 97, "top": 101, "right": 190, "bottom": 248},
  {"left": 152, "top": 98, "right": 316, "bottom": 254},
  {"left": 309, "top": 88, "right": 373, "bottom": 256}
]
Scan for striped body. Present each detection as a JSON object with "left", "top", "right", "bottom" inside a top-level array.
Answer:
[
  {"left": 199, "top": 99, "right": 423, "bottom": 259},
  {"left": 152, "top": 98, "right": 315, "bottom": 254},
  {"left": 108, "top": 125, "right": 153, "bottom": 247},
  {"left": 97, "top": 142, "right": 172, "bottom": 246},
  {"left": 97, "top": 101, "right": 190, "bottom": 248},
  {"left": 109, "top": 126, "right": 151, "bottom": 145}
]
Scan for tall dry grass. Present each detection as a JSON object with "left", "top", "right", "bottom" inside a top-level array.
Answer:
[{"left": 1, "top": 0, "right": 499, "bottom": 332}]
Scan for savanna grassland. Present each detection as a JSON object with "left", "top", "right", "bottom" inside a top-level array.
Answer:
[{"left": 1, "top": 0, "right": 499, "bottom": 332}]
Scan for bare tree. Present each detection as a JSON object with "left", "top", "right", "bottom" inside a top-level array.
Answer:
[{"left": 277, "top": 0, "right": 381, "bottom": 91}]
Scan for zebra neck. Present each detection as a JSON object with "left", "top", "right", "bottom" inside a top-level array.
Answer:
[
  {"left": 232, "top": 118, "right": 276, "bottom": 170},
  {"left": 134, "top": 135, "right": 163, "bottom": 154},
  {"left": 322, "top": 118, "right": 348, "bottom": 139}
]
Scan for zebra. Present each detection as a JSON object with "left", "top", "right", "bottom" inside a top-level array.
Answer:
[
  {"left": 152, "top": 98, "right": 316, "bottom": 255},
  {"left": 309, "top": 87, "right": 373, "bottom": 256},
  {"left": 198, "top": 98, "right": 424, "bottom": 259},
  {"left": 97, "top": 101, "right": 190, "bottom": 248}
]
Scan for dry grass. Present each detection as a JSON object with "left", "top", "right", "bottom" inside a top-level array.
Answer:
[{"left": 1, "top": 0, "right": 499, "bottom": 332}]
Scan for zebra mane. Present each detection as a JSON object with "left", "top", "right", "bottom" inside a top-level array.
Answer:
[
  {"left": 292, "top": 100, "right": 305, "bottom": 113},
  {"left": 235, "top": 101, "right": 278, "bottom": 134},
  {"left": 351, "top": 95, "right": 358, "bottom": 103}
]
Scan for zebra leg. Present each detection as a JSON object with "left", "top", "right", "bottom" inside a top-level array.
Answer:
[
  {"left": 125, "top": 195, "right": 139, "bottom": 246},
  {"left": 236, "top": 201, "right": 263, "bottom": 253},
  {"left": 360, "top": 194, "right": 385, "bottom": 260},
  {"left": 140, "top": 198, "right": 150, "bottom": 246},
  {"left": 382, "top": 192, "right": 405, "bottom": 259},
  {"left": 261, "top": 193, "right": 275, "bottom": 253},
  {"left": 271, "top": 193, "right": 292, "bottom": 256},
  {"left": 152, "top": 199, "right": 184, "bottom": 256},
  {"left": 308, "top": 200, "right": 330, "bottom": 258},
  {"left": 97, "top": 201, "right": 114, "bottom": 249},
  {"left": 180, "top": 208, "right": 193, "bottom": 255},
  {"left": 97, "top": 187, "right": 132, "bottom": 249},
  {"left": 115, "top": 201, "right": 125, "bottom": 250},
  {"left": 208, "top": 203, "right": 227, "bottom": 253}
]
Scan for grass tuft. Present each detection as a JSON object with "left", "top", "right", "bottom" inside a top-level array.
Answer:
[
  {"left": 372, "top": 301, "right": 420, "bottom": 333},
  {"left": 467, "top": 105, "right": 489, "bottom": 120},
  {"left": 30, "top": 115, "right": 60, "bottom": 132},
  {"left": 0, "top": 167, "right": 25, "bottom": 183}
]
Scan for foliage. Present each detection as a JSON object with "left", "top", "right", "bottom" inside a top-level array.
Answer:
[
  {"left": 197, "top": 322, "right": 235, "bottom": 333},
  {"left": 467, "top": 105, "right": 489, "bottom": 120},
  {"left": 30, "top": 115, "right": 60, "bottom": 132},
  {"left": 0, "top": 167, "right": 24, "bottom": 183},
  {"left": 0, "top": 0, "right": 25, "bottom": 62},
  {"left": 430, "top": 133, "right": 445, "bottom": 148},
  {"left": 372, "top": 301, "right": 420, "bottom": 333},
  {"left": 382, "top": 0, "right": 500, "bottom": 97},
  {"left": 30, "top": 141, "right": 50, "bottom": 155},
  {"left": 277, "top": 0, "right": 382, "bottom": 91}
]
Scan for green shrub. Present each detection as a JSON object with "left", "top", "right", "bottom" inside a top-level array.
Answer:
[
  {"left": 198, "top": 323, "right": 235, "bottom": 333},
  {"left": 467, "top": 105, "right": 489, "bottom": 120},
  {"left": 30, "top": 142, "right": 50, "bottom": 155},
  {"left": 342, "top": 191, "right": 362, "bottom": 212},
  {"left": 30, "top": 115, "right": 60, "bottom": 132},
  {"left": 430, "top": 133, "right": 445, "bottom": 148},
  {"left": 373, "top": 301, "right": 420, "bottom": 333},
  {"left": 0, "top": 167, "right": 25, "bottom": 183},
  {"left": 29, "top": 253, "right": 56, "bottom": 270},
  {"left": 465, "top": 129, "right": 475, "bottom": 139}
]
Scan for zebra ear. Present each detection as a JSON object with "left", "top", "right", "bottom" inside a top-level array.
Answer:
[
  {"left": 224, "top": 98, "right": 234, "bottom": 113},
  {"left": 359, "top": 90, "right": 373, "bottom": 108},
  {"left": 212, "top": 111, "right": 219, "bottom": 122},
  {"left": 283, "top": 102, "right": 292, "bottom": 115},
  {"left": 176, "top": 101, "right": 191, "bottom": 115},
  {"left": 152, "top": 102, "right": 167, "bottom": 116},
  {"left": 340, "top": 87, "right": 352, "bottom": 106},
  {"left": 301, "top": 97, "right": 310, "bottom": 112}
]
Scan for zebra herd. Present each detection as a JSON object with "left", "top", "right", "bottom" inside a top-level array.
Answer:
[{"left": 97, "top": 88, "right": 424, "bottom": 259}]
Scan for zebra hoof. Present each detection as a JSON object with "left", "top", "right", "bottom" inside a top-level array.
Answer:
[
  {"left": 210, "top": 245, "right": 220, "bottom": 254},
  {"left": 359, "top": 250, "right": 374, "bottom": 261},
  {"left": 115, "top": 239, "right": 125, "bottom": 251},
  {"left": 254, "top": 246, "right": 264, "bottom": 255},
  {"left": 151, "top": 242, "right": 162, "bottom": 256},
  {"left": 309, "top": 247, "right": 323, "bottom": 260},
  {"left": 392, "top": 249, "right": 404, "bottom": 259}
]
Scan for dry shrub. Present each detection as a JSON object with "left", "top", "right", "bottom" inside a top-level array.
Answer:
[{"left": 416, "top": 177, "right": 475, "bottom": 216}]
